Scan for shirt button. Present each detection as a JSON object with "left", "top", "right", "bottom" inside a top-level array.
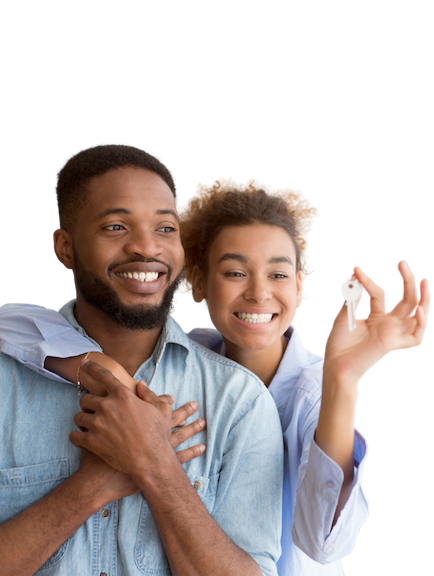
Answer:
[
  {"left": 193, "top": 480, "right": 202, "bottom": 490},
  {"left": 101, "top": 508, "right": 110, "bottom": 517}
]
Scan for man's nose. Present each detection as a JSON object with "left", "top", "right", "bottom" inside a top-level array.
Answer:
[{"left": 123, "top": 229, "right": 162, "bottom": 259}]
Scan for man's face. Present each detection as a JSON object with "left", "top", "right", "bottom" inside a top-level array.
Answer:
[{"left": 68, "top": 166, "right": 185, "bottom": 330}]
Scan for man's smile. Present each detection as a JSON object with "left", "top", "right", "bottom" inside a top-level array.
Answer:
[{"left": 115, "top": 271, "right": 160, "bottom": 282}]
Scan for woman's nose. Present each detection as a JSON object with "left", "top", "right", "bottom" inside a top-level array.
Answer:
[{"left": 243, "top": 277, "right": 271, "bottom": 303}]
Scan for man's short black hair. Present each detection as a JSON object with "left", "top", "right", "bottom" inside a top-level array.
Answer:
[{"left": 56, "top": 144, "right": 176, "bottom": 231}]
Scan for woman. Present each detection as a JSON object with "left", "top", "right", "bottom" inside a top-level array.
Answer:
[{"left": 0, "top": 180, "right": 428, "bottom": 575}]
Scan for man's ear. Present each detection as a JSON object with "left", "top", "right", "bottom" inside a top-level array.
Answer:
[
  {"left": 53, "top": 229, "right": 74, "bottom": 270},
  {"left": 192, "top": 265, "right": 206, "bottom": 303}
]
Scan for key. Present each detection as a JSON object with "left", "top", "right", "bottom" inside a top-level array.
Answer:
[{"left": 341, "top": 279, "right": 362, "bottom": 331}]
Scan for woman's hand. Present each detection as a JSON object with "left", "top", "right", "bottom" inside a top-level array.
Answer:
[{"left": 324, "top": 261, "right": 429, "bottom": 385}]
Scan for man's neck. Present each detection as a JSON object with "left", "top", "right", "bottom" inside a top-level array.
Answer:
[{"left": 74, "top": 300, "right": 163, "bottom": 377}]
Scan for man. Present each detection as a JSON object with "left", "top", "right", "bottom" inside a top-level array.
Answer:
[{"left": 0, "top": 145, "right": 283, "bottom": 575}]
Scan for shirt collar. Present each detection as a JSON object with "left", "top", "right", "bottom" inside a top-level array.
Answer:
[{"left": 58, "top": 299, "right": 191, "bottom": 362}]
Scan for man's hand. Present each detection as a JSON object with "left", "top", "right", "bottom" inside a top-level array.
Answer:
[
  {"left": 324, "top": 261, "right": 429, "bottom": 384},
  {"left": 70, "top": 361, "right": 195, "bottom": 480},
  {"left": 77, "top": 448, "right": 140, "bottom": 503},
  {"left": 163, "top": 394, "right": 206, "bottom": 464},
  {"left": 76, "top": 359, "right": 206, "bottom": 465}
]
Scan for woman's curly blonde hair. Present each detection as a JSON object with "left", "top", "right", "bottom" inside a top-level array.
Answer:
[{"left": 180, "top": 179, "right": 317, "bottom": 285}]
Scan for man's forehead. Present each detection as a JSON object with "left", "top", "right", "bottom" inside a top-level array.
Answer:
[{"left": 86, "top": 166, "right": 177, "bottom": 212}]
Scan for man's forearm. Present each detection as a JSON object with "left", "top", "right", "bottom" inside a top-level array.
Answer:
[
  {"left": 135, "top": 454, "right": 262, "bottom": 576},
  {"left": 0, "top": 471, "right": 102, "bottom": 576}
]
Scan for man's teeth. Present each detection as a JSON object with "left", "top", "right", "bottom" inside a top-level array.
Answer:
[
  {"left": 116, "top": 271, "right": 159, "bottom": 282},
  {"left": 237, "top": 312, "right": 273, "bottom": 324}
]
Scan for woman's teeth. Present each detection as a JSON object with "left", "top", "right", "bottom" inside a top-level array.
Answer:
[
  {"left": 116, "top": 271, "right": 159, "bottom": 282},
  {"left": 237, "top": 312, "right": 273, "bottom": 324}
]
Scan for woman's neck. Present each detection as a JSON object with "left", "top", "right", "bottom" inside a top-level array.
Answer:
[{"left": 224, "top": 335, "right": 288, "bottom": 387}]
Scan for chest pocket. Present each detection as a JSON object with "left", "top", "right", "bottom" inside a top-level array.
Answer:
[
  {"left": 134, "top": 473, "right": 219, "bottom": 575},
  {"left": 0, "top": 459, "right": 70, "bottom": 569}
]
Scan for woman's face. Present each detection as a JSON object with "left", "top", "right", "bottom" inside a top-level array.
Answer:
[{"left": 192, "top": 224, "right": 303, "bottom": 352}]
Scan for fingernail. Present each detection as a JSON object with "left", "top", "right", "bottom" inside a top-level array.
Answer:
[
  {"left": 169, "top": 394, "right": 175, "bottom": 402},
  {"left": 81, "top": 358, "right": 89, "bottom": 365},
  {"left": 138, "top": 380, "right": 148, "bottom": 387},
  {"left": 199, "top": 445, "right": 206, "bottom": 453},
  {"left": 198, "top": 418, "right": 206, "bottom": 428},
  {"left": 190, "top": 401, "right": 198, "bottom": 410}
]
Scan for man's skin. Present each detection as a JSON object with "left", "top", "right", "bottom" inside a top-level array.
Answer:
[{"left": 0, "top": 167, "right": 263, "bottom": 576}]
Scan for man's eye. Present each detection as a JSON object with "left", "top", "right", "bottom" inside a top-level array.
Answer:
[
  {"left": 157, "top": 226, "right": 176, "bottom": 233},
  {"left": 105, "top": 224, "right": 124, "bottom": 231}
]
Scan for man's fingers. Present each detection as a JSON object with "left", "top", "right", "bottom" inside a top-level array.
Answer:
[
  {"left": 172, "top": 401, "right": 199, "bottom": 427},
  {"left": 80, "top": 359, "right": 122, "bottom": 393},
  {"left": 171, "top": 418, "right": 206, "bottom": 448},
  {"left": 176, "top": 444, "right": 206, "bottom": 465},
  {"left": 390, "top": 261, "right": 419, "bottom": 319}
]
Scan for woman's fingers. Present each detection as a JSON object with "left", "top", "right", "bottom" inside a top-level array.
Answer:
[
  {"left": 390, "top": 261, "right": 419, "bottom": 319},
  {"left": 354, "top": 266, "right": 385, "bottom": 314}
]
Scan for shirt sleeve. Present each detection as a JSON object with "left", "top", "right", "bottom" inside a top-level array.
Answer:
[
  {"left": 0, "top": 303, "right": 101, "bottom": 384},
  {"left": 291, "top": 392, "right": 369, "bottom": 563},
  {"left": 212, "top": 387, "right": 284, "bottom": 576}
]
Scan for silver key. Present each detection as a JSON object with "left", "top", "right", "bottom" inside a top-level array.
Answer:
[{"left": 341, "top": 280, "right": 362, "bottom": 331}]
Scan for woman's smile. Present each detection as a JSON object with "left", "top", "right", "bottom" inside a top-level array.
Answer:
[{"left": 193, "top": 223, "right": 303, "bottom": 353}]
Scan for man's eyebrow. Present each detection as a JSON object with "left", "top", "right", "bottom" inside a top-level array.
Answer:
[
  {"left": 93, "top": 208, "right": 132, "bottom": 221},
  {"left": 156, "top": 209, "right": 179, "bottom": 223},
  {"left": 217, "top": 253, "right": 294, "bottom": 266},
  {"left": 93, "top": 208, "right": 179, "bottom": 222}
]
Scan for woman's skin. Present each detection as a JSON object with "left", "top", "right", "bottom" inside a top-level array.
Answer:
[
  {"left": 45, "top": 222, "right": 429, "bottom": 523},
  {"left": 191, "top": 223, "right": 429, "bottom": 522}
]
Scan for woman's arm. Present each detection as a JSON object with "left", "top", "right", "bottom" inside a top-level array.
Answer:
[
  {"left": 46, "top": 352, "right": 137, "bottom": 393},
  {"left": 316, "top": 262, "right": 429, "bottom": 522}
]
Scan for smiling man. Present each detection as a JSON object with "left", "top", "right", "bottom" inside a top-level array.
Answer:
[{"left": 0, "top": 145, "right": 283, "bottom": 576}]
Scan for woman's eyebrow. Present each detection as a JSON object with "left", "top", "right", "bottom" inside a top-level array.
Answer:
[
  {"left": 268, "top": 256, "right": 294, "bottom": 266},
  {"left": 217, "top": 253, "right": 248, "bottom": 264},
  {"left": 217, "top": 254, "right": 294, "bottom": 266}
]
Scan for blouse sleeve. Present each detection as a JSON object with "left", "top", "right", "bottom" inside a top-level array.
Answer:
[{"left": 0, "top": 303, "right": 101, "bottom": 384}]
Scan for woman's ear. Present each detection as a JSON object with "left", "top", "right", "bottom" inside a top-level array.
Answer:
[
  {"left": 296, "top": 271, "right": 304, "bottom": 307},
  {"left": 53, "top": 229, "right": 74, "bottom": 270},
  {"left": 192, "top": 265, "right": 206, "bottom": 303}
]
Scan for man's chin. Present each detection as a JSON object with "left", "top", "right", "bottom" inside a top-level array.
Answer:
[{"left": 74, "top": 265, "right": 183, "bottom": 331}]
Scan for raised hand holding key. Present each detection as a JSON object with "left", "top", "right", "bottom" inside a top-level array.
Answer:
[{"left": 326, "top": 261, "right": 429, "bottom": 384}]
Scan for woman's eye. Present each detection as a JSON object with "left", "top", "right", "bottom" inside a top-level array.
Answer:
[
  {"left": 224, "top": 272, "right": 245, "bottom": 277},
  {"left": 270, "top": 273, "right": 287, "bottom": 279}
]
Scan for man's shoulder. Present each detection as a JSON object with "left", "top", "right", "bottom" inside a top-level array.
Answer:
[{"left": 165, "top": 319, "right": 276, "bottom": 418}]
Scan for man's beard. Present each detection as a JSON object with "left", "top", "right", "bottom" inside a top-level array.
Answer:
[{"left": 73, "top": 253, "right": 183, "bottom": 331}]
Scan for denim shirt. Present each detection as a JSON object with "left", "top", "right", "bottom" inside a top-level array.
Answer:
[{"left": 0, "top": 302, "right": 283, "bottom": 576}]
